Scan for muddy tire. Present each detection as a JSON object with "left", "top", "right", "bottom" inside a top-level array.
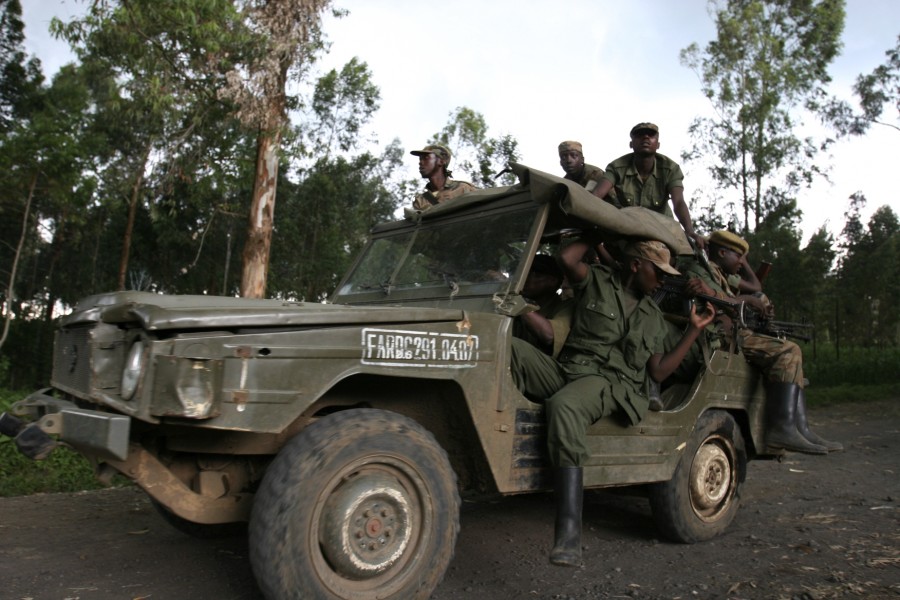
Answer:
[
  {"left": 248, "top": 408, "right": 460, "bottom": 600},
  {"left": 649, "top": 409, "right": 746, "bottom": 543}
]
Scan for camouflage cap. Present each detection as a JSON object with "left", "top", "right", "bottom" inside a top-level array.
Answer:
[
  {"left": 410, "top": 143, "right": 452, "bottom": 165},
  {"left": 708, "top": 230, "right": 750, "bottom": 256},
  {"left": 630, "top": 122, "right": 660, "bottom": 136},
  {"left": 558, "top": 140, "right": 583, "bottom": 155},
  {"left": 624, "top": 240, "right": 680, "bottom": 275}
]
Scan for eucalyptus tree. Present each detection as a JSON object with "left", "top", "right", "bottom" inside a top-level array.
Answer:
[{"left": 680, "top": 0, "right": 845, "bottom": 233}]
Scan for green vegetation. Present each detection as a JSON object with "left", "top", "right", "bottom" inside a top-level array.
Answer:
[{"left": 0, "top": 390, "right": 126, "bottom": 497}]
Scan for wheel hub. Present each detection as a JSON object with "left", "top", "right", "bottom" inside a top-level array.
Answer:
[
  {"left": 319, "top": 473, "right": 413, "bottom": 579},
  {"left": 690, "top": 442, "right": 732, "bottom": 513}
]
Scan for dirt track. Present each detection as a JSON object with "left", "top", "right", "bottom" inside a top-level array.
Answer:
[{"left": 1, "top": 399, "right": 898, "bottom": 600}]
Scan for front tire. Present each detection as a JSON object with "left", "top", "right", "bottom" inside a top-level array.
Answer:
[
  {"left": 249, "top": 408, "right": 460, "bottom": 600},
  {"left": 649, "top": 409, "right": 746, "bottom": 543}
]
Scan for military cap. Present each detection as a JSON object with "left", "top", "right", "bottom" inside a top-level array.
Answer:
[
  {"left": 530, "top": 254, "right": 563, "bottom": 280},
  {"left": 410, "top": 143, "right": 452, "bottom": 165},
  {"left": 630, "top": 122, "right": 660, "bottom": 136},
  {"left": 558, "top": 140, "right": 583, "bottom": 154},
  {"left": 708, "top": 230, "right": 749, "bottom": 256},
  {"left": 623, "top": 240, "right": 680, "bottom": 275}
]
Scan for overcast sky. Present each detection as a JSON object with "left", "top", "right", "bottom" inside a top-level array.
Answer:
[{"left": 22, "top": 0, "right": 900, "bottom": 244}]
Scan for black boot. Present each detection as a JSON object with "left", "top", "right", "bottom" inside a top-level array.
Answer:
[
  {"left": 796, "top": 388, "right": 843, "bottom": 452},
  {"left": 550, "top": 466, "right": 583, "bottom": 567},
  {"left": 764, "top": 382, "right": 827, "bottom": 455}
]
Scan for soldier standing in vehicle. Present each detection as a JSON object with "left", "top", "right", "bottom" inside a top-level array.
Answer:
[
  {"left": 410, "top": 143, "right": 477, "bottom": 211},
  {"left": 558, "top": 141, "right": 611, "bottom": 199},
  {"left": 681, "top": 230, "right": 842, "bottom": 454},
  {"left": 510, "top": 237, "right": 715, "bottom": 567},
  {"left": 591, "top": 123, "right": 705, "bottom": 250}
]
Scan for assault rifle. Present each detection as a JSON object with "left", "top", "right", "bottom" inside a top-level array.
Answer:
[{"left": 653, "top": 276, "right": 814, "bottom": 342}]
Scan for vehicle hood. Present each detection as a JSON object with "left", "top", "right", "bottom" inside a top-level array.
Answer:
[{"left": 60, "top": 291, "right": 465, "bottom": 331}]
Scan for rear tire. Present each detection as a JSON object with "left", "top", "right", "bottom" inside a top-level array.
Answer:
[
  {"left": 249, "top": 408, "right": 460, "bottom": 600},
  {"left": 649, "top": 409, "right": 746, "bottom": 543}
]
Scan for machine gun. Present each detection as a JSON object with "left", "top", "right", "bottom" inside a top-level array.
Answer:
[{"left": 653, "top": 276, "right": 814, "bottom": 342}]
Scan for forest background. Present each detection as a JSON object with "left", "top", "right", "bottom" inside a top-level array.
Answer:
[{"left": 1, "top": 0, "right": 898, "bottom": 397}]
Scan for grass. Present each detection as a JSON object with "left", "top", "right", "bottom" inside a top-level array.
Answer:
[{"left": 0, "top": 390, "right": 126, "bottom": 497}]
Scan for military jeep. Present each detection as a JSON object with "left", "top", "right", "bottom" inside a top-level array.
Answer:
[{"left": 1, "top": 165, "right": 773, "bottom": 600}]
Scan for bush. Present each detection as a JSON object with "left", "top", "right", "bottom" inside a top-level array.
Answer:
[{"left": 0, "top": 389, "right": 125, "bottom": 497}]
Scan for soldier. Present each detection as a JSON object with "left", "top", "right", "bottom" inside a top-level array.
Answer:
[
  {"left": 592, "top": 123, "right": 704, "bottom": 250},
  {"left": 511, "top": 237, "right": 714, "bottom": 567},
  {"left": 410, "top": 143, "right": 477, "bottom": 211},
  {"left": 558, "top": 141, "right": 608, "bottom": 197},
  {"left": 513, "top": 254, "right": 574, "bottom": 359},
  {"left": 682, "top": 230, "right": 842, "bottom": 454}
]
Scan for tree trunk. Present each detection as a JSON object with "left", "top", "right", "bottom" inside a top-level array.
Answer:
[
  {"left": 117, "top": 144, "right": 152, "bottom": 291},
  {"left": 0, "top": 171, "right": 37, "bottom": 352},
  {"left": 240, "top": 127, "right": 282, "bottom": 298}
]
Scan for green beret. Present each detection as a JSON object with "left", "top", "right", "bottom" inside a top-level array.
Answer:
[
  {"left": 630, "top": 122, "right": 659, "bottom": 136},
  {"left": 708, "top": 230, "right": 749, "bottom": 256}
]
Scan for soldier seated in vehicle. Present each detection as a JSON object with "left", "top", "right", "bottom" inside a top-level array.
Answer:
[
  {"left": 513, "top": 254, "right": 574, "bottom": 359},
  {"left": 679, "top": 230, "right": 842, "bottom": 455},
  {"left": 510, "top": 235, "right": 714, "bottom": 567}
]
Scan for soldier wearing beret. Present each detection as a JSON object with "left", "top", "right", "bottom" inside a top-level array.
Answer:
[
  {"left": 557, "top": 141, "right": 610, "bottom": 198},
  {"left": 410, "top": 144, "right": 477, "bottom": 211},
  {"left": 681, "top": 230, "right": 842, "bottom": 455},
  {"left": 591, "top": 123, "right": 704, "bottom": 250},
  {"left": 511, "top": 237, "right": 714, "bottom": 568}
]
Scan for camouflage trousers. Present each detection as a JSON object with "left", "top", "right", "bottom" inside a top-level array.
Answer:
[{"left": 738, "top": 329, "right": 804, "bottom": 386}]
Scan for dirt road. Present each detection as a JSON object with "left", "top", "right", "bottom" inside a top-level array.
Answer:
[{"left": 1, "top": 399, "right": 898, "bottom": 600}]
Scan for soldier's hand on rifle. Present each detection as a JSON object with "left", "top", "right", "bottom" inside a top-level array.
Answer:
[{"left": 689, "top": 300, "right": 716, "bottom": 330}]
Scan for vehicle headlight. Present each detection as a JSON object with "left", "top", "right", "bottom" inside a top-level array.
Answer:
[{"left": 121, "top": 340, "right": 145, "bottom": 400}]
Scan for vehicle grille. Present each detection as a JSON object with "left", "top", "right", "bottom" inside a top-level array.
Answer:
[{"left": 51, "top": 326, "right": 93, "bottom": 398}]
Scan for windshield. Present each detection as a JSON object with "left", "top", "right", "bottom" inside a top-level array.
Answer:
[{"left": 337, "top": 206, "right": 538, "bottom": 299}]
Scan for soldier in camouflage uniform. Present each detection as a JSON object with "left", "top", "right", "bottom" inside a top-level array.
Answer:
[
  {"left": 511, "top": 238, "right": 714, "bottom": 567},
  {"left": 591, "top": 123, "right": 705, "bottom": 250},
  {"left": 682, "top": 230, "right": 842, "bottom": 454},
  {"left": 410, "top": 144, "right": 477, "bottom": 211}
]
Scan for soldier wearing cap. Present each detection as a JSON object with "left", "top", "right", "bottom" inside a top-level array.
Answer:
[
  {"left": 513, "top": 254, "right": 575, "bottom": 359},
  {"left": 592, "top": 123, "right": 704, "bottom": 250},
  {"left": 510, "top": 236, "right": 714, "bottom": 568},
  {"left": 410, "top": 143, "right": 477, "bottom": 211},
  {"left": 557, "top": 141, "right": 610, "bottom": 197},
  {"left": 681, "top": 230, "right": 842, "bottom": 455}
]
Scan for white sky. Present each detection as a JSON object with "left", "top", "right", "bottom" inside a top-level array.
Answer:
[{"left": 22, "top": 0, "right": 900, "bottom": 244}]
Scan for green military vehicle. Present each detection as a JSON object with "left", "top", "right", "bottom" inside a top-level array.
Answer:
[{"left": 1, "top": 165, "right": 774, "bottom": 600}]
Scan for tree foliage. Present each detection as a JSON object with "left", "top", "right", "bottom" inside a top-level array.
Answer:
[
  {"left": 823, "top": 34, "right": 900, "bottom": 136},
  {"left": 432, "top": 106, "right": 521, "bottom": 187},
  {"left": 681, "top": 0, "right": 845, "bottom": 234}
]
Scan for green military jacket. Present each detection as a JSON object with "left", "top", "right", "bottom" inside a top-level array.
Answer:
[
  {"left": 678, "top": 256, "right": 741, "bottom": 299},
  {"left": 412, "top": 179, "right": 477, "bottom": 211},
  {"left": 602, "top": 152, "right": 684, "bottom": 217},
  {"left": 512, "top": 294, "right": 575, "bottom": 359},
  {"left": 556, "top": 265, "right": 666, "bottom": 425},
  {"left": 564, "top": 162, "right": 605, "bottom": 194}
]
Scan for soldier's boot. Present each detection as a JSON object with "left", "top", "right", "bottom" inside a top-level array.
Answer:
[
  {"left": 549, "top": 466, "right": 583, "bottom": 567},
  {"left": 764, "top": 382, "right": 827, "bottom": 455},
  {"left": 796, "top": 388, "right": 843, "bottom": 452}
]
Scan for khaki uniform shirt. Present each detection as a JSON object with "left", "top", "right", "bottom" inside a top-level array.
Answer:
[
  {"left": 412, "top": 179, "right": 477, "bottom": 211},
  {"left": 556, "top": 266, "right": 667, "bottom": 425},
  {"left": 602, "top": 152, "right": 684, "bottom": 217},
  {"left": 564, "top": 163, "right": 605, "bottom": 194}
]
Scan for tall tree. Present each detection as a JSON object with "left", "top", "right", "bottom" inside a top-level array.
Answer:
[
  {"left": 219, "top": 0, "right": 335, "bottom": 298},
  {"left": 824, "top": 34, "right": 900, "bottom": 136},
  {"left": 680, "top": 0, "right": 845, "bottom": 233},
  {"left": 433, "top": 106, "right": 521, "bottom": 187}
]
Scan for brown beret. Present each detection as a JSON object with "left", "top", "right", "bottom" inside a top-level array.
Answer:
[{"left": 708, "top": 230, "right": 750, "bottom": 256}]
